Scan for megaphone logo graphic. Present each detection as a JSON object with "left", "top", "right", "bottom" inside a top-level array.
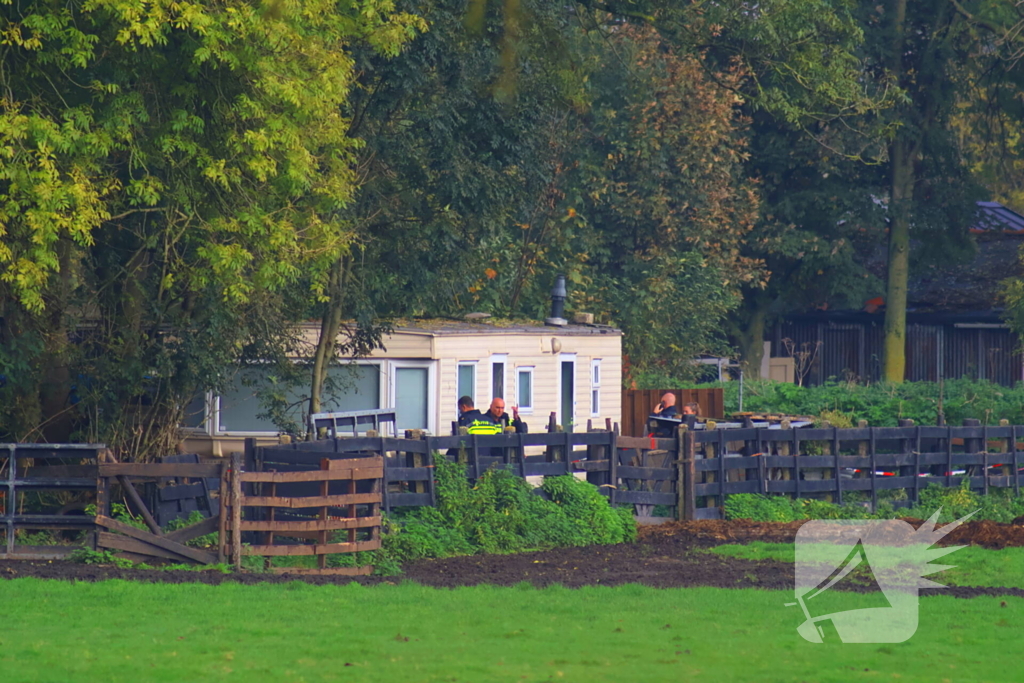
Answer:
[{"left": 788, "top": 511, "right": 974, "bottom": 644}]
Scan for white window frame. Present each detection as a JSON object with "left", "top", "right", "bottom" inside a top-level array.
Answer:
[
  {"left": 180, "top": 391, "right": 214, "bottom": 435},
  {"left": 387, "top": 359, "right": 438, "bottom": 435},
  {"left": 457, "top": 361, "right": 477, "bottom": 407},
  {"left": 516, "top": 366, "right": 535, "bottom": 414},
  {"left": 591, "top": 358, "right": 602, "bottom": 416},
  {"left": 557, "top": 352, "right": 577, "bottom": 429},
  {"left": 489, "top": 354, "right": 509, "bottom": 401},
  {"left": 210, "top": 360, "right": 385, "bottom": 437}
]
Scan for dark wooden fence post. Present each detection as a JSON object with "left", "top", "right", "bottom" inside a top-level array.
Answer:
[
  {"left": 778, "top": 419, "right": 791, "bottom": 482},
  {"left": 704, "top": 421, "right": 718, "bottom": 508},
  {"left": 230, "top": 452, "right": 242, "bottom": 571},
  {"left": 217, "top": 461, "right": 228, "bottom": 564},
  {"left": 897, "top": 418, "right": 915, "bottom": 504},
  {"left": 676, "top": 425, "right": 696, "bottom": 521},
  {"left": 963, "top": 418, "right": 981, "bottom": 484},
  {"left": 609, "top": 426, "right": 618, "bottom": 507},
  {"left": 998, "top": 420, "right": 1011, "bottom": 479}
]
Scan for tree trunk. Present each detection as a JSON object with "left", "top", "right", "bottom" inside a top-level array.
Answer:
[
  {"left": 309, "top": 257, "right": 348, "bottom": 429},
  {"left": 734, "top": 302, "right": 768, "bottom": 380},
  {"left": 882, "top": 0, "right": 910, "bottom": 383},
  {"left": 883, "top": 139, "right": 913, "bottom": 383}
]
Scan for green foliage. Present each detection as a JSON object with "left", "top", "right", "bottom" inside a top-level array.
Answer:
[
  {"left": 85, "top": 502, "right": 148, "bottom": 531},
  {"left": 0, "top": 0, "right": 424, "bottom": 452},
  {"left": 68, "top": 548, "right": 134, "bottom": 569},
  {"left": 712, "top": 379, "right": 1024, "bottom": 426},
  {"left": 333, "top": 453, "right": 637, "bottom": 575},
  {"left": 724, "top": 483, "right": 1024, "bottom": 524},
  {"left": 15, "top": 530, "right": 60, "bottom": 546},
  {"left": 163, "top": 510, "right": 218, "bottom": 548}
]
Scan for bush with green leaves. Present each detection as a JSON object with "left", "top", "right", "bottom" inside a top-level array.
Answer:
[
  {"left": 333, "top": 454, "right": 637, "bottom": 575},
  {"left": 731, "top": 379, "right": 1024, "bottom": 426},
  {"left": 68, "top": 548, "right": 134, "bottom": 569},
  {"left": 724, "top": 481, "right": 1024, "bottom": 523},
  {"left": 635, "top": 378, "right": 1024, "bottom": 427}
]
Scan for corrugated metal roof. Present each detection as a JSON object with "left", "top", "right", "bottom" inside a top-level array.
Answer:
[{"left": 971, "top": 201, "right": 1024, "bottom": 233}]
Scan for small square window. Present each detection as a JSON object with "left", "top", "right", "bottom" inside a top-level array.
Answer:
[
  {"left": 457, "top": 363, "right": 476, "bottom": 405},
  {"left": 517, "top": 368, "right": 534, "bottom": 412}
]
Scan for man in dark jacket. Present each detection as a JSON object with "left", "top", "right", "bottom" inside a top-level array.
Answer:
[
  {"left": 456, "top": 395, "right": 484, "bottom": 430},
  {"left": 650, "top": 392, "right": 678, "bottom": 438},
  {"left": 474, "top": 398, "right": 527, "bottom": 434},
  {"left": 468, "top": 398, "right": 527, "bottom": 458}
]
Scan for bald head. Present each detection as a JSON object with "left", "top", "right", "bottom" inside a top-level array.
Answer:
[
  {"left": 489, "top": 398, "right": 506, "bottom": 419},
  {"left": 660, "top": 393, "right": 676, "bottom": 407}
]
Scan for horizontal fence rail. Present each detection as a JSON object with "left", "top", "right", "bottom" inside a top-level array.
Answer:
[
  {"left": 247, "top": 421, "right": 1024, "bottom": 523},
  {"left": 1, "top": 443, "right": 105, "bottom": 560},
  {"left": 227, "top": 453, "right": 382, "bottom": 575}
]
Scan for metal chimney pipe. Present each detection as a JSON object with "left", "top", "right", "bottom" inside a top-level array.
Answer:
[{"left": 545, "top": 274, "right": 567, "bottom": 327}]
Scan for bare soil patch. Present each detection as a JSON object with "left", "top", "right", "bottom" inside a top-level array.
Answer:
[
  {"left": 1, "top": 519, "right": 1021, "bottom": 597},
  {"left": 640, "top": 518, "right": 1024, "bottom": 550}
]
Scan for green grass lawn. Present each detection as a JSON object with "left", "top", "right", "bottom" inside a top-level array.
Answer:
[
  {"left": 711, "top": 542, "right": 1024, "bottom": 589},
  {"left": 0, "top": 579, "right": 1020, "bottom": 682}
]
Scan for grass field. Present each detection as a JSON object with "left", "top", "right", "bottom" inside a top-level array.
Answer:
[
  {"left": 711, "top": 542, "right": 1024, "bottom": 589},
  {"left": 0, "top": 579, "right": 1019, "bottom": 682}
]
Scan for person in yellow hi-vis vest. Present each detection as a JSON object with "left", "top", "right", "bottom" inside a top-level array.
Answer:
[
  {"left": 471, "top": 398, "right": 527, "bottom": 433},
  {"left": 468, "top": 398, "right": 528, "bottom": 457}
]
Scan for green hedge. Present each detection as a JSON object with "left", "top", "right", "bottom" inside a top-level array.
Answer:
[
  {"left": 635, "top": 377, "right": 1024, "bottom": 426},
  {"left": 724, "top": 482, "right": 1024, "bottom": 524}
]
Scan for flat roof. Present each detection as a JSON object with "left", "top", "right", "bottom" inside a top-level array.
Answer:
[{"left": 389, "top": 318, "right": 622, "bottom": 337}]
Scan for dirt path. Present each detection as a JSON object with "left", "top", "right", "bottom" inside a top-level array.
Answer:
[{"left": 1, "top": 519, "right": 1022, "bottom": 597}]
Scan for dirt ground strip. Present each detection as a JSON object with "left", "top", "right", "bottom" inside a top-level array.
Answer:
[
  {"left": 1, "top": 519, "right": 1022, "bottom": 597},
  {"left": 639, "top": 518, "right": 1024, "bottom": 550}
]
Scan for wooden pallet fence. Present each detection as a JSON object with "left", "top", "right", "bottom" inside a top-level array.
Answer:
[
  {"left": 143, "top": 453, "right": 220, "bottom": 528},
  {"left": 226, "top": 454, "right": 382, "bottom": 575},
  {"left": 244, "top": 422, "right": 1024, "bottom": 524},
  {"left": 689, "top": 424, "right": 1024, "bottom": 520},
  {"left": 94, "top": 456, "right": 227, "bottom": 565},
  {"left": 1, "top": 443, "right": 104, "bottom": 560}
]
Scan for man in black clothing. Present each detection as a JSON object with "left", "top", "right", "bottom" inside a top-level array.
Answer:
[
  {"left": 650, "top": 392, "right": 678, "bottom": 437},
  {"left": 456, "top": 395, "right": 484, "bottom": 429},
  {"left": 476, "top": 397, "right": 528, "bottom": 433},
  {"left": 472, "top": 398, "right": 527, "bottom": 458}
]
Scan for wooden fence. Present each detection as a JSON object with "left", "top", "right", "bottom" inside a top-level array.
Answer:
[
  {"left": 6, "top": 420, "right": 1024, "bottom": 566},
  {"left": 1, "top": 443, "right": 103, "bottom": 560},
  {"left": 246, "top": 421, "right": 1024, "bottom": 521},
  {"left": 225, "top": 453, "right": 382, "bottom": 575},
  {"left": 94, "top": 456, "right": 226, "bottom": 565},
  {"left": 620, "top": 388, "right": 725, "bottom": 436}
]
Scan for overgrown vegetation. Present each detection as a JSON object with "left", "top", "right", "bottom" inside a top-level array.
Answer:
[
  {"left": 633, "top": 378, "right": 1024, "bottom": 427},
  {"left": 334, "top": 455, "right": 636, "bottom": 575},
  {"left": 723, "top": 379, "right": 1024, "bottom": 425},
  {"left": 724, "top": 481, "right": 1024, "bottom": 524}
]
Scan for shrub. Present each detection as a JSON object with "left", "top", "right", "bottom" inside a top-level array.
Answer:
[
  {"left": 333, "top": 454, "right": 638, "bottom": 575},
  {"left": 721, "top": 378, "right": 1024, "bottom": 426},
  {"left": 724, "top": 483, "right": 1024, "bottom": 523},
  {"left": 68, "top": 548, "right": 134, "bottom": 568}
]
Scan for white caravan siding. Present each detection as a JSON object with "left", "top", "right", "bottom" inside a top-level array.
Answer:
[{"left": 433, "top": 331, "right": 621, "bottom": 434}]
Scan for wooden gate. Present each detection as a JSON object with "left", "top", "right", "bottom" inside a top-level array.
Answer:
[
  {"left": 94, "top": 455, "right": 226, "bottom": 565},
  {"left": 224, "top": 454, "right": 382, "bottom": 575}
]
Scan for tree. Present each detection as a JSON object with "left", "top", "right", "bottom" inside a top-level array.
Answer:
[{"left": 0, "top": 0, "right": 424, "bottom": 455}]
